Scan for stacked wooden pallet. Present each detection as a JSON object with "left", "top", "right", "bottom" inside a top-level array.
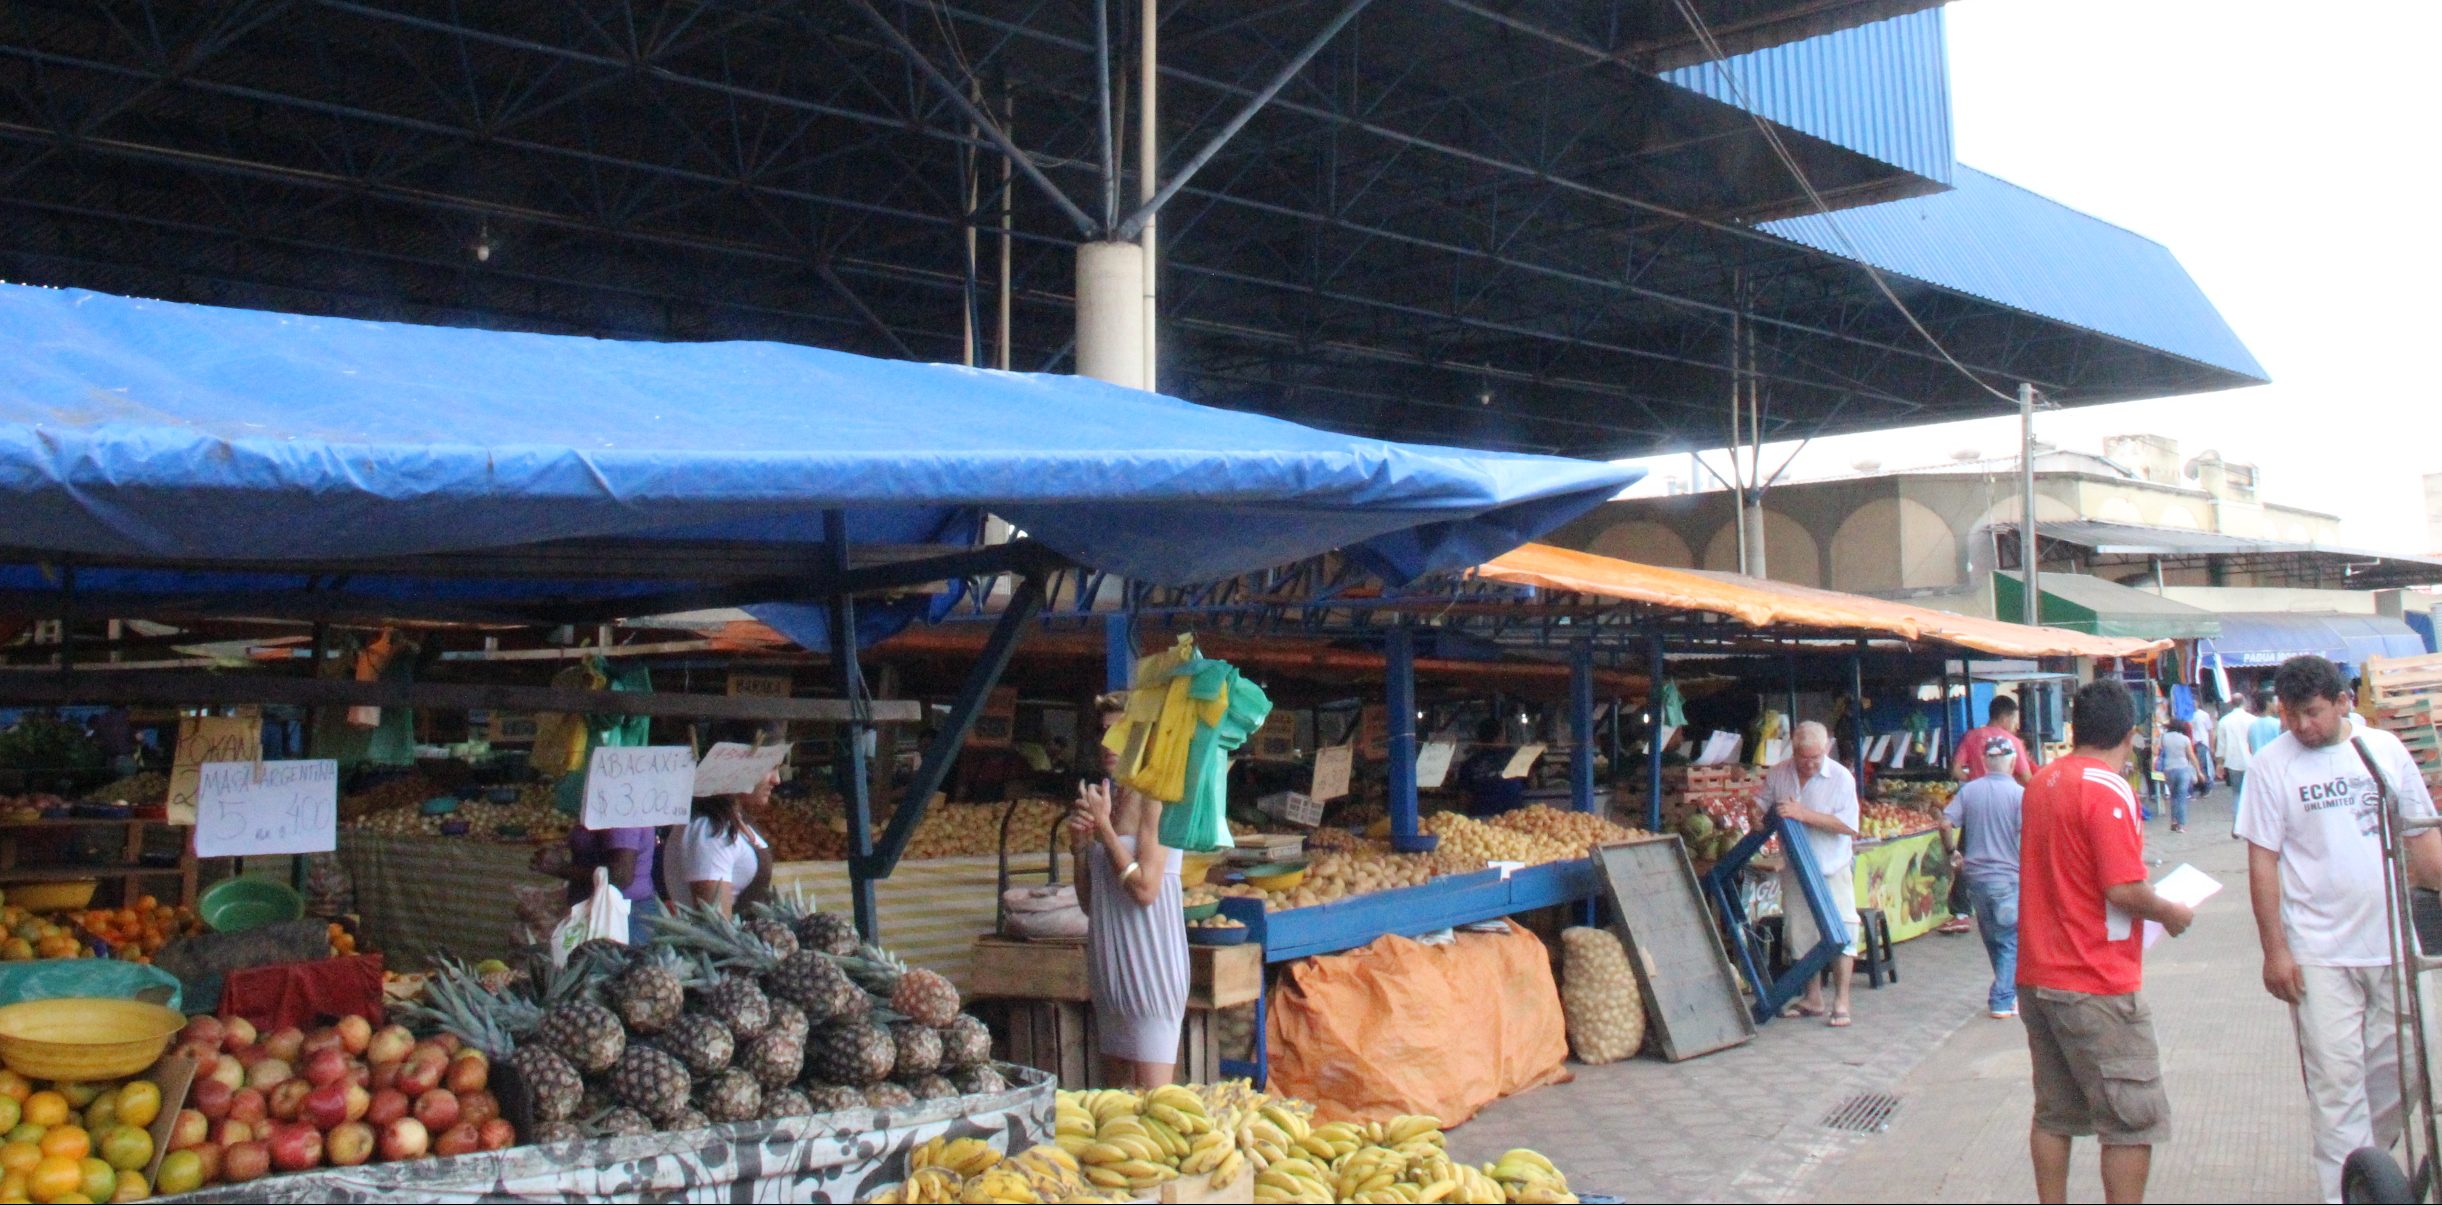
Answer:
[{"left": 2364, "top": 653, "right": 2442, "bottom": 792}]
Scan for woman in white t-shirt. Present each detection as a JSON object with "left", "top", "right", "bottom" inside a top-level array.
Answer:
[{"left": 661, "top": 768, "right": 776, "bottom": 916}]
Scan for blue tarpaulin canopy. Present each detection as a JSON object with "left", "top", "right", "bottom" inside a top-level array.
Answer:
[
  {"left": 2200, "top": 613, "right": 2427, "bottom": 670},
  {"left": 0, "top": 285, "right": 1640, "bottom": 623}
]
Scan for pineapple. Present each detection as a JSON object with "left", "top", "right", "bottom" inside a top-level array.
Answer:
[
  {"left": 937, "top": 1014, "right": 991, "bottom": 1070},
  {"left": 408, "top": 957, "right": 583, "bottom": 1123},
  {"left": 532, "top": 1121, "right": 584, "bottom": 1144},
  {"left": 864, "top": 1081, "right": 916, "bottom": 1109},
  {"left": 509, "top": 1045, "right": 587, "bottom": 1123},
  {"left": 536, "top": 998, "right": 625, "bottom": 1075},
  {"left": 799, "top": 910, "right": 861, "bottom": 957},
  {"left": 763, "top": 1087, "right": 815, "bottom": 1120},
  {"left": 771, "top": 951, "right": 865, "bottom": 1023},
  {"left": 767, "top": 999, "right": 810, "bottom": 1046},
  {"left": 951, "top": 1066, "right": 1007, "bottom": 1096},
  {"left": 889, "top": 1021, "right": 941, "bottom": 1078},
  {"left": 804, "top": 1083, "right": 867, "bottom": 1113},
  {"left": 905, "top": 1074, "right": 957, "bottom": 1101},
  {"left": 610, "top": 1044, "right": 694, "bottom": 1124},
  {"left": 743, "top": 1030, "right": 804, "bottom": 1091},
  {"left": 591, "top": 1106, "right": 653, "bottom": 1138},
  {"left": 696, "top": 1068, "right": 762, "bottom": 1124},
  {"left": 809, "top": 1019, "right": 896, "bottom": 1086},
  {"left": 610, "top": 946, "right": 692, "bottom": 1036},
  {"left": 840, "top": 944, "right": 961, "bottom": 1028},
  {"left": 668, "top": 1106, "right": 712, "bottom": 1132},
  {"left": 702, "top": 973, "right": 773, "bottom": 1041},
  {"left": 742, "top": 915, "right": 800, "bottom": 960},
  {"left": 656, "top": 1014, "right": 734, "bottom": 1077}
]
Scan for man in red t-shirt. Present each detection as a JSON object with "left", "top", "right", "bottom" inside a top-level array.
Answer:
[
  {"left": 1957, "top": 695, "right": 2034, "bottom": 785},
  {"left": 2017, "top": 680, "right": 2195, "bottom": 1205}
]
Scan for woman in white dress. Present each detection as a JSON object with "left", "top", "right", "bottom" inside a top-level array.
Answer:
[
  {"left": 662, "top": 767, "right": 776, "bottom": 916},
  {"left": 1071, "top": 704, "right": 1188, "bottom": 1089}
]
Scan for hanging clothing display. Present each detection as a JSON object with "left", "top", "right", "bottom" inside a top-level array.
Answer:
[{"left": 1097, "top": 633, "right": 1273, "bottom": 852}]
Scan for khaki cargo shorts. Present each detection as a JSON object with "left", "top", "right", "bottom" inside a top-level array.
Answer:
[
  {"left": 1780, "top": 864, "right": 1863, "bottom": 957},
  {"left": 2022, "top": 987, "right": 2171, "bottom": 1146}
]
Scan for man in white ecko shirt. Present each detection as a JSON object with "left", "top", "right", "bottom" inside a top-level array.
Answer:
[
  {"left": 2238, "top": 655, "right": 2442, "bottom": 1204},
  {"left": 1758, "top": 720, "right": 1864, "bottom": 1028}
]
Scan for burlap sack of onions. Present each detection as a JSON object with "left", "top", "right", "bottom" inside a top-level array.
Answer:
[{"left": 1560, "top": 926, "right": 1647, "bottom": 1064}]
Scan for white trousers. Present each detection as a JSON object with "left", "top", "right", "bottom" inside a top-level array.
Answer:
[{"left": 2294, "top": 963, "right": 2417, "bottom": 1204}]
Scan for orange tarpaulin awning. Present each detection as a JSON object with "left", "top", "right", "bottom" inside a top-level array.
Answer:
[{"left": 1475, "top": 544, "right": 2167, "bottom": 661}]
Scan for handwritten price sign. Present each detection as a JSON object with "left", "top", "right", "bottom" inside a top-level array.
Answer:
[
  {"left": 693, "top": 742, "right": 791, "bottom": 798},
  {"left": 583, "top": 746, "right": 697, "bottom": 830},
  {"left": 195, "top": 760, "right": 338, "bottom": 857}
]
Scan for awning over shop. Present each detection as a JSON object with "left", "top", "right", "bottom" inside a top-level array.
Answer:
[
  {"left": 1993, "top": 519, "right": 2442, "bottom": 590},
  {"left": 0, "top": 285, "right": 1640, "bottom": 621},
  {"left": 1476, "top": 545, "right": 2168, "bottom": 660},
  {"left": 2200, "top": 613, "right": 2428, "bottom": 669},
  {"left": 1992, "top": 572, "right": 2220, "bottom": 642}
]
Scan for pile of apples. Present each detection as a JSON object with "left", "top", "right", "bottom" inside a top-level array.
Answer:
[{"left": 165, "top": 1012, "right": 515, "bottom": 1189}]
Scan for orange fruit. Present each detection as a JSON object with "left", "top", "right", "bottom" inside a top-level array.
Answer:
[
  {"left": 0, "top": 1144, "right": 36, "bottom": 1175},
  {"left": 0, "top": 1168, "right": 22, "bottom": 1200},
  {"left": 19, "top": 1095, "right": 65, "bottom": 1129},
  {"left": 26, "top": 1155, "right": 77, "bottom": 1204},
  {"left": 35, "top": 1128, "right": 85, "bottom": 1163},
  {"left": 72, "top": 1157, "right": 109, "bottom": 1203}
]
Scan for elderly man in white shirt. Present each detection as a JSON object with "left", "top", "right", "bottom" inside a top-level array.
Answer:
[{"left": 1760, "top": 720, "right": 1865, "bottom": 1027}]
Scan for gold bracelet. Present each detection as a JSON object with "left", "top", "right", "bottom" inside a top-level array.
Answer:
[{"left": 1120, "top": 861, "right": 1142, "bottom": 886}]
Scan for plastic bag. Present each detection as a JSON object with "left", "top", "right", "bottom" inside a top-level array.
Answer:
[
  {"left": 549, "top": 867, "right": 631, "bottom": 965},
  {"left": 0, "top": 959, "right": 183, "bottom": 1011},
  {"left": 1559, "top": 927, "right": 1645, "bottom": 1064}
]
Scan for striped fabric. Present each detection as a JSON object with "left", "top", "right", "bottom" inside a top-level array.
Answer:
[{"left": 773, "top": 853, "right": 1072, "bottom": 994}]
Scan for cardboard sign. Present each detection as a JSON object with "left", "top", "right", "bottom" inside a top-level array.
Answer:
[
  {"left": 694, "top": 741, "right": 792, "bottom": 797},
  {"left": 1416, "top": 740, "right": 1459, "bottom": 789},
  {"left": 1501, "top": 743, "right": 1546, "bottom": 780},
  {"left": 726, "top": 670, "right": 794, "bottom": 699},
  {"left": 966, "top": 687, "right": 1019, "bottom": 748},
  {"left": 168, "top": 715, "right": 262, "bottom": 827},
  {"left": 195, "top": 759, "right": 338, "bottom": 857},
  {"left": 583, "top": 745, "right": 697, "bottom": 830},
  {"left": 1358, "top": 705, "right": 1390, "bottom": 761},
  {"left": 1310, "top": 745, "right": 1354, "bottom": 802}
]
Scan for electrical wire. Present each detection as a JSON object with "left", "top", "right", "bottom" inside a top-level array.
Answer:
[{"left": 1666, "top": 0, "right": 2036, "bottom": 412}]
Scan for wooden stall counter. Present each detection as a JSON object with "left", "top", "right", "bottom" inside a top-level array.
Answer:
[{"left": 968, "top": 934, "right": 1263, "bottom": 1089}]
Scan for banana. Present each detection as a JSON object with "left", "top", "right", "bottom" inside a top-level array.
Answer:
[
  {"left": 1210, "top": 1148, "right": 1247, "bottom": 1188},
  {"left": 1262, "top": 1103, "right": 1311, "bottom": 1143},
  {"left": 1082, "top": 1164, "right": 1130, "bottom": 1189},
  {"left": 1078, "top": 1141, "right": 1133, "bottom": 1166},
  {"left": 1386, "top": 1116, "right": 1442, "bottom": 1145},
  {"left": 1416, "top": 1179, "right": 1459, "bottom": 1204}
]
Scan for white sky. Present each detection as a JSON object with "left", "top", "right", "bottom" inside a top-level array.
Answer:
[{"left": 1618, "top": 0, "right": 2440, "bottom": 554}]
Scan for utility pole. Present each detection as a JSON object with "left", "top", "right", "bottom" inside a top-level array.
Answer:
[{"left": 2020, "top": 382, "right": 2039, "bottom": 628}]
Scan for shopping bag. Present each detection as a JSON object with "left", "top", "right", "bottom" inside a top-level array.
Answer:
[{"left": 549, "top": 867, "right": 633, "bottom": 965}]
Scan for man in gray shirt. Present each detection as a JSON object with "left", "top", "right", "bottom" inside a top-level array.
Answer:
[{"left": 1943, "top": 736, "right": 2027, "bottom": 1019}]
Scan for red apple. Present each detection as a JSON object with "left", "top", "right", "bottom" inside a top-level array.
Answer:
[
  {"left": 169, "top": 1107, "right": 209, "bottom": 1151},
  {"left": 270, "top": 1121, "right": 324, "bottom": 1172},
  {"left": 209, "top": 1118, "right": 255, "bottom": 1149},
  {"left": 456, "top": 1090, "right": 498, "bottom": 1128},
  {"left": 229, "top": 1044, "right": 267, "bottom": 1070},
  {"left": 325, "top": 1120, "right": 375, "bottom": 1167},
  {"left": 175, "top": 1041, "right": 223, "bottom": 1071},
  {"left": 264, "top": 1026, "right": 306, "bottom": 1063},
  {"left": 208, "top": 1054, "right": 247, "bottom": 1093},
  {"left": 181, "top": 1015, "right": 228, "bottom": 1051},
  {"left": 433, "top": 1121, "right": 480, "bottom": 1158},
  {"left": 378, "top": 1117, "right": 429, "bottom": 1162},
  {"left": 248, "top": 1056, "right": 295, "bottom": 1091},
  {"left": 477, "top": 1117, "right": 515, "bottom": 1151},
  {"left": 303, "top": 1081, "right": 351, "bottom": 1130},
  {"left": 371, "top": 1061, "right": 403, "bottom": 1093},
  {"left": 365, "top": 1024, "right": 416, "bottom": 1068},
  {"left": 225, "top": 1137, "right": 273, "bottom": 1182},
  {"left": 190, "top": 1078, "right": 234, "bottom": 1122},
  {"left": 397, "top": 1049, "right": 448, "bottom": 1097},
  {"left": 268, "top": 1076, "right": 314, "bottom": 1122},
  {"left": 335, "top": 1014, "right": 373, "bottom": 1055},
  {"left": 228, "top": 1087, "right": 269, "bottom": 1127},
  {"left": 349, "top": 1063, "right": 372, "bottom": 1090},
  {"left": 304, "top": 1048, "right": 353, "bottom": 1088},
  {"left": 412, "top": 1088, "right": 460, "bottom": 1134},
  {"left": 223, "top": 1015, "right": 259, "bottom": 1048},
  {"left": 365, "top": 1088, "right": 411, "bottom": 1128},
  {"left": 304, "top": 1025, "right": 347, "bottom": 1055},
  {"left": 429, "top": 1032, "right": 462, "bottom": 1055},
  {"left": 189, "top": 1141, "right": 224, "bottom": 1185},
  {"left": 443, "top": 1050, "right": 488, "bottom": 1095}
]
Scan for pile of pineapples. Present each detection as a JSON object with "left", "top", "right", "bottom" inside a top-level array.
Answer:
[{"left": 412, "top": 900, "right": 1005, "bottom": 1142}]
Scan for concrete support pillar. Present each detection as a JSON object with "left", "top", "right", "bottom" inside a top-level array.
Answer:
[{"left": 1076, "top": 240, "right": 1148, "bottom": 389}]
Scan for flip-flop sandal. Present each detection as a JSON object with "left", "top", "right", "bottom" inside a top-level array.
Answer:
[
  {"left": 1827, "top": 1011, "right": 1853, "bottom": 1028},
  {"left": 1782, "top": 1003, "right": 1827, "bottom": 1019}
]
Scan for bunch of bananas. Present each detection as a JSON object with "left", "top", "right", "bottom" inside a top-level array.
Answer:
[
  {"left": 1242, "top": 1110, "right": 1573, "bottom": 1204},
  {"left": 1058, "top": 1083, "right": 1241, "bottom": 1192},
  {"left": 871, "top": 1136, "right": 1124, "bottom": 1204}
]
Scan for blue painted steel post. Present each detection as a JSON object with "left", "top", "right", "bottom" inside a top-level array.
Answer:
[
  {"left": 1569, "top": 637, "right": 1596, "bottom": 813},
  {"left": 1104, "top": 612, "right": 1136, "bottom": 694},
  {"left": 1645, "top": 631, "right": 1666, "bottom": 833},
  {"left": 823, "top": 511, "right": 880, "bottom": 940},
  {"left": 1386, "top": 627, "right": 1426, "bottom": 851}
]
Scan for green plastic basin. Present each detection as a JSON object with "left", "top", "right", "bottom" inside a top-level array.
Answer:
[{"left": 199, "top": 878, "right": 305, "bottom": 934}]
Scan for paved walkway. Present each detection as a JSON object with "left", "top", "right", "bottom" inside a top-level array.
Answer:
[{"left": 1451, "top": 786, "right": 2327, "bottom": 1203}]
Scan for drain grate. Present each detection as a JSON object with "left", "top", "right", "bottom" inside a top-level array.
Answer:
[{"left": 1821, "top": 1092, "right": 1901, "bottom": 1133}]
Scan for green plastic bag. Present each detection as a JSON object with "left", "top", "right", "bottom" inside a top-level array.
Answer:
[{"left": 0, "top": 959, "right": 183, "bottom": 1011}]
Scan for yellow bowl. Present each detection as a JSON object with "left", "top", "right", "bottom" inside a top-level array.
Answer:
[
  {"left": 1179, "top": 851, "right": 1225, "bottom": 887},
  {"left": 0, "top": 998, "right": 185, "bottom": 1081},
  {"left": 5, "top": 881, "right": 98, "bottom": 913},
  {"left": 1243, "top": 864, "right": 1308, "bottom": 893}
]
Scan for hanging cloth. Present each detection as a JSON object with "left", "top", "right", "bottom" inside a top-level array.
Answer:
[
  {"left": 1101, "top": 634, "right": 1201, "bottom": 800},
  {"left": 1658, "top": 680, "right": 1688, "bottom": 729},
  {"left": 1164, "top": 663, "right": 1272, "bottom": 852}
]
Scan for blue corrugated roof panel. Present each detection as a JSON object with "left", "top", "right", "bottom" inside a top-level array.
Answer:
[
  {"left": 1663, "top": 9, "right": 1953, "bottom": 187},
  {"left": 1759, "top": 166, "right": 2268, "bottom": 382}
]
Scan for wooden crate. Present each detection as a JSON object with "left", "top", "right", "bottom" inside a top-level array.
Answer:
[
  {"left": 968, "top": 935, "right": 1262, "bottom": 1009},
  {"left": 974, "top": 997, "right": 1233, "bottom": 1091}
]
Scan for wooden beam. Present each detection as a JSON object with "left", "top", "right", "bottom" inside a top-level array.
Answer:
[{"left": 0, "top": 670, "right": 921, "bottom": 723}]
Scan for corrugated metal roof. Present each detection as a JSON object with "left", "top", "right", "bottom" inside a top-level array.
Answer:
[
  {"left": 1663, "top": 9, "right": 1954, "bottom": 187},
  {"left": 2000, "top": 521, "right": 2442, "bottom": 573},
  {"left": 1760, "top": 167, "right": 2269, "bottom": 382}
]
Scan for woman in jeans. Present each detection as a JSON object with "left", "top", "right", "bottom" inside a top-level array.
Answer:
[{"left": 2159, "top": 718, "right": 2202, "bottom": 832}]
